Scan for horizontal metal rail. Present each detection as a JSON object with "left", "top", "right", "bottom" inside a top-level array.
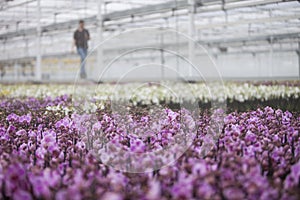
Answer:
[{"left": 0, "top": 0, "right": 296, "bottom": 40}]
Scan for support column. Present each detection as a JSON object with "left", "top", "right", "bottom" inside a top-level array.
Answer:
[
  {"left": 297, "top": 42, "right": 300, "bottom": 79},
  {"left": 25, "top": 38, "right": 28, "bottom": 57},
  {"left": 160, "top": 32, "right": 165, "bottom": 80},
  {"left": 35, "top": 0, "right": 42, "bottom": 81},
  {"left": 188, "top": 0, "right": 196, "bottom": 79},
  {"left": 269, "top": 37, "right": 273, "bottom": 78},
  {"left": 96, "top": 0, "right": 104, "bottom": 81},
  {"left": 14, "top": 62, "right": 18, "bottom": 81},
  {"left": 175, "top": 7, "right": 180, "bottom": 80}
]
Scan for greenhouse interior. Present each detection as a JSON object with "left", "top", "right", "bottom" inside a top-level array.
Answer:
[{"left": 0, "top": 0, "right": 300, "bottom": 199}]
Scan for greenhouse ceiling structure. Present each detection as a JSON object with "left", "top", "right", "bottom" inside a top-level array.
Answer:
[{"left": 0, "top": 0, "right": 299, "bottom": 81}]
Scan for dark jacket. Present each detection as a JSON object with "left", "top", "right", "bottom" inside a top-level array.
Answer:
[{"left": 74, "top": 29, "right": 90, "bottom": 49}]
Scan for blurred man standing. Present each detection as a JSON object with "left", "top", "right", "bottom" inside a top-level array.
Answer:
[{"left": 72, "top": 20, "right": 90, "bottom": 79}]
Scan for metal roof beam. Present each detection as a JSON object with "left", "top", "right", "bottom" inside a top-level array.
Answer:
[
  {"left": 0, "top": 0, "right": 216, "bottom": 40},
  {"left": 0, "top": 0, "right": 297, "bottom": 40},
  {"left": 0, "top": 31, "right": 299, "bottom": 63}
]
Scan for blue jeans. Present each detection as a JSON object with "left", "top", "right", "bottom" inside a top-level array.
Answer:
[{"left": 77, "top": 47, "right": 87, "bottom": 77}]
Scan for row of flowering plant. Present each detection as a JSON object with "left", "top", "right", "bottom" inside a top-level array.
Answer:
[
  {"left": 0, "top": 91, "right": 299, "bottom": 199},
  {"left": 1, "top": 82, "right": 299, "bottom": 105}
]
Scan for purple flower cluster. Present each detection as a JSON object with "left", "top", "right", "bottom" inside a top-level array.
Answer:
[{"left": 0, "top": 95, "right": 299, "bottom": 200}]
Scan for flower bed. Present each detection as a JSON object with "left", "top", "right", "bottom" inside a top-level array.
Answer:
[
  {"left": 1, "top": 82, "right": 299, "bottom": 104},
  {"left": 0, "top": 92, "right": 299, "bottom": 199}
]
